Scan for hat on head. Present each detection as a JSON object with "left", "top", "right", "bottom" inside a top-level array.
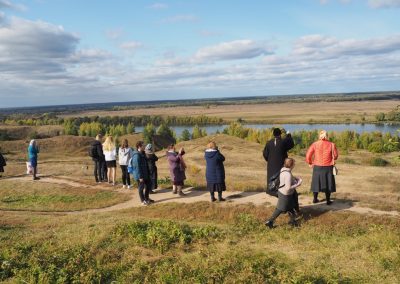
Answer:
[
  {"left": 273, "top": 128, "right": 282, "bottom": 137},
  {"left": 145, "top": 144, "right": 153, "bottom": 151}
]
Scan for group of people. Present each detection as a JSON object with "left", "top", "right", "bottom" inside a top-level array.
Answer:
[
  {"left": 13, "top": 128, "right": 338, "bottom": 225},
  {"left": 263, "top": 128, "right": 338, "bottom": 228},
  {"left": 89, "top": 135, "right": 158, "bottom": 195}
]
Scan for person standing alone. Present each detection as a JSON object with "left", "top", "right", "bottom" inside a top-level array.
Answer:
[{"left": 28, "top": 139, "right": 40, "bottom": 180}]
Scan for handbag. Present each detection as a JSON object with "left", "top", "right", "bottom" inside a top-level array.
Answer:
[
  {"left": 331, "top": 144, "right": 338, "bottom": 176},
  {"left": 26, "top": 162, "right": 33, "bottom": 175}
]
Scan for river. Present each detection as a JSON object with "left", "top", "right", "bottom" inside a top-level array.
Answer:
[{"left": 135, "top": 123, "right": 399, "bottom": 137}]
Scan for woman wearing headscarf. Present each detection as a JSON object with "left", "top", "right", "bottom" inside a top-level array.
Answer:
[
  {"left": 204, "top": 141, "right": 226, "bottom": 202},
  {"left": 306, "top": 130, "right": 339, "bottom": 205},
  {"left": 103, "top": 136, "right": 117, "bottom": 186},
  {"left": 145, "top": 144, "right": 159, "bottom": 194},
  {"left": 265, "top": 158, "right": 302, "bottom": 228},
  {"left": 166, "top": 144, "right": 186, "bottom": 196},
  {"left": 28, "top": 139, "right": 40, "bottom": 180}
]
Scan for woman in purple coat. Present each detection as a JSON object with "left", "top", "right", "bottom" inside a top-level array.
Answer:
[
  {"left": 204, "top": 142, "right": 226, "bottom": 202},
  {"left": 166, "top": 144, "right": 186, "bottom": 196}
]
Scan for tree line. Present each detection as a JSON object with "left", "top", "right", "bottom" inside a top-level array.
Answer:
[{"left": 222, "top": 122, "right": 400, "bottom": 154}]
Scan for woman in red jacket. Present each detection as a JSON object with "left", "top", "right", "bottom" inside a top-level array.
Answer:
[{"left": 306, "top": 130, "right": 338, "bottom": 205}]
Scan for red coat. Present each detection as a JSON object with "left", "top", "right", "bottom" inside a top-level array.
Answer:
[{"left": 306, "top": 139, "right": 338, "bottom": 166}]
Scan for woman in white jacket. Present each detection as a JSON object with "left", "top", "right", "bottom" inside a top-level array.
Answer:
[
  {"left": 103, "top": 136, "right": 117, "bottom": 186},
  {"left": 265, "top": 158, "right": 302, "bottom": 228},
  {"left": 119, "top": 139, "right": 132, "bottom": 189}
]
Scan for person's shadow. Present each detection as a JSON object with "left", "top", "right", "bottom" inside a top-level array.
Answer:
[{"left": 299, "top": 198, "right": 357, "bottom": 220}]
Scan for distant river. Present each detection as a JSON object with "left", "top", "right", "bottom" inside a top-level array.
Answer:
[{"left": 135, "top": 123, "right": 399, "bottom": 137}]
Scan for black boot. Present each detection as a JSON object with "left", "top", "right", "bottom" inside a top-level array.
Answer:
[
  {"left": 218, "top": 191, "right": 225, "bottom": 202},
  {"left": 313, "top": 192, "right": 319, "bottom": 203},
  {"left": 210, "top": 192, "right": 216, "bottom": 202},
  {"left": 326, "top": 192, "right": 332, "bottom": 205},
  {"left": 265, "top": 220, "right": 274, "bottom": 229}
]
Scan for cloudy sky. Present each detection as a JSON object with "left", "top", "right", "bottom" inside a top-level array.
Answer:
[{"left": 1, "top": 0, "right": 400, "bottom": 107}]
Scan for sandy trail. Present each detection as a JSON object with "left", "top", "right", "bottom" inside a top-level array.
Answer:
[{"left": 1, "top": 176, "right": 399, "bottom": 217}]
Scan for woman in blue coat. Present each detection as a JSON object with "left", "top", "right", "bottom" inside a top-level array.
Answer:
[
  {"left": 204, "top": 142, "right": 226, "bottom": 202},
  {"left": 28, "top": 139, "right": 40, "bottom": 180}
]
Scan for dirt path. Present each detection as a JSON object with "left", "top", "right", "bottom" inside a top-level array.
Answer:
[{"left": 2, "top": 176, "right": 399, "bottom": 217}]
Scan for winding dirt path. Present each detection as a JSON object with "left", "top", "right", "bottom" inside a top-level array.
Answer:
[{"left": 1, "top": 176, "right": 399, "bottom": 217}]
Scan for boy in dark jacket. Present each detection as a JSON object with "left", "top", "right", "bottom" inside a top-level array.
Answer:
[
  {"left": 204, "top": 142, "right": 226, "bottom": 202},
  {"left": 131, "top": 141, "right": 154, "bottom": 205},
  {"left": 145, "top": 144, "right": 159, "bottom": 194}
]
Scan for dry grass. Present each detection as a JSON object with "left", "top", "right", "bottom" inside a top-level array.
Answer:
[
  {"left": 1, "top": 203, "right": 399, "bottom": 283},
  {"left": 60, "top": 100, "right": 398, "bottom": 123},
  {"left": 0, "top": 180, "right": 131, "bottom": 211}
]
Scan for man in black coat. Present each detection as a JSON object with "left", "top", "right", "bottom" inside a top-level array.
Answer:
[
  {"left": 263, "top": 128, "right": 294, "bottom": 182},
  {"left": 91, "top": 134, "right": 105, "bottom": 183},
  {"left": 263, "top": 128, "right": 299, "bottom": 212}
]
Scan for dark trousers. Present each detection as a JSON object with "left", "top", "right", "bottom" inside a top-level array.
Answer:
[
  {"left": 293, "top": 190, "right": 300, "bottom": 212},
  {"left": 269, "top": 208, "right": 296, "bottom": 224},
  {"left": 101, "top": 161, "right": 107, "bottom": 181},
  {"left": 120, "top": 165, "right": 131, "bottom": 186},
  {"left": 33, "top": 166, "right": 38, "bottom": 179},
  {"left": 94, "top": 160, "right": 102, "bottom": 182},
  {"left": 137, "top": 179, "right": 151, "bottom": 202}
]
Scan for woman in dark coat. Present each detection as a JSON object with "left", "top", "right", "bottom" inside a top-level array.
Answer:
[
  {"left": 0, "top": 151, "right": 6, "bottom": 177},
  {"left": 263, "top": 128, "right": 294, "bottom": 182},
  {"left": 166, "top": 144, "right": 186, "bottom": 196},
  {"left": 204, "top": 142, "right": 226, "bottom": 202},
  {"left": 145, "top": 144, "right": 159, "bottom": 194}
]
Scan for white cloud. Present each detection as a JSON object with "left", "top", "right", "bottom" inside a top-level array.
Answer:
[
  {"left": 368, "top": 0, "right": 400, "bottom": 8},
  {"left": 193, "top": 40, "right": 273, "bottom": 63},
  {"left": 148, "top": 2, "right": 168, "bottom": 9},
  {"left": 0, "top": 0, "right": 26, "bottom": 11},
  {"left": 293, "top": 34, "right": 400, "bottom": 59},
  {"left": 0, "top": 17, "right": 79, "bottom": 75}
]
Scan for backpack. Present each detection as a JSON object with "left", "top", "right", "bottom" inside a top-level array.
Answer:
[
  {"left": 127, "top": 156, "right": 137, "bottom": 175},
  {"left": 88, "top": 144, "right": 98, "bottom": 158},
  {"left": 266, "top": 170, "right": 289, "bottom": 197}
]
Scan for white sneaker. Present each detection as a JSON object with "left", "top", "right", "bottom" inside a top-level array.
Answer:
[
  {"left": 127, "top": 185, "right": 132, "bottom": 189},
  {"left": 122, "top": 185, "right": 126, "bottom": 189}
]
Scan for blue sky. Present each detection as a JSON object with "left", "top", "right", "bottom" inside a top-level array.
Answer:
[{"left": 1, "top": 0, "right": 400, "bottom": 107}]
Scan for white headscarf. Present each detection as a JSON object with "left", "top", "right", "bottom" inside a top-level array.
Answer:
[{"left": 29, "top": 139, "right": 36, "bottom": 146}]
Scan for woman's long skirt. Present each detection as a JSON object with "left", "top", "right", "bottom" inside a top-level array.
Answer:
[{"left": 311, "top": 165, "right": 336, "bottom": 193}]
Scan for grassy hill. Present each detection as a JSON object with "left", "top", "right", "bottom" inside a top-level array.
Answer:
[{"left": 0, "top": 134, "right": 399, "bottom": 283}]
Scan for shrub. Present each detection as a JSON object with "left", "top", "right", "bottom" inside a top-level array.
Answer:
[
  {"left": 369, "top": 157, "right": 389, "bottom": 167},
  {"left": 368, "top": 142, "right": 384, "bottom": 153},
  {"left": 113, "top": 220, "right": 222, "bottom": 253}
]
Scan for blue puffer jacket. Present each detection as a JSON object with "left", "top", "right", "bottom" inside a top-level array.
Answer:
[
  {"left": 204, "top": 150, "right": 225, "bottom": 184},
  {"left": 130, "top": 150, "right": 150, "bottom": 181},
  {"left": 28, "top": 145, "right": 39, "bottom": 159}
]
